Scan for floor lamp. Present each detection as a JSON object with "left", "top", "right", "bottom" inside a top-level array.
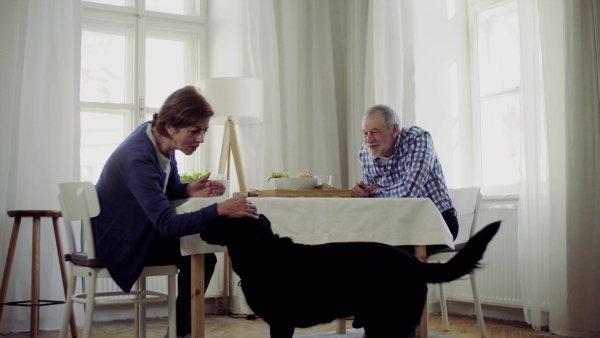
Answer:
[
  {"left": 197, "top": 78, "right": 263, "bottom": 315},
  {"left": 197, "top": 77, "right": 264, "bottom": 193}
]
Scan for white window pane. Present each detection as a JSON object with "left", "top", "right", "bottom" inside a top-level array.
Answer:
[
  {"left": 480, "top": 94, "right": 520, "bottom": 187},
  {"left": 81, "top": 26, "right": 133, "bottom": 103},
  {"left": 80, "top": 109, "right": 130, "bottom": 183},
  {"left": 145, "top": 38, "right": 186, "bottom": 107},
  {"left": 477, "top": 2, "right": 520, "bottom": 96},
  {"left": 84, "top": 0, "right": 133, "bottom": 7},
  {"left": 146, "top": 0, "right": 200, "bottom": 16}
]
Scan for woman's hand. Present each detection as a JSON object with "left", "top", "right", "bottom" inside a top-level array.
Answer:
[
  {"left": 216, "top": 195, "right": 259, "bottom": 219},
  {"left": 185, "top": 173, "right": 226, "bottom": 197}
]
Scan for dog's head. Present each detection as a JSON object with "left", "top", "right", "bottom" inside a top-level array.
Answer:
[{"left": 200, "top": 214, "right": 275, "bottom": 247}]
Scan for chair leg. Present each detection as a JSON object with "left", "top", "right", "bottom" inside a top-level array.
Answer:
[
  {"left": 60, "top": 273, "right": 77, "bottom": 338},
  {"left": 0, "top": 217, "right": 21, "bottom": 323},
  {"left": 31, "top": 216, "right": 41, "bottom": 338},
  {"left": 53, "top": 216, "right": 78, "bottom": 337},
  {"left": 82, "top": 273, "right": 97, "bottom": 338},
  {"left": 470, "top": 274, "right": 487, "bottom": 337},
  {"left": 137, "top": 278, "right": 146, "bottom": 338},
  {"left": 134, "top": 281, "right": 139, "bottom": 338},
  {"left": 438, "top": 282, "right": 449, "bottom": 331},
  {"left": 168, "top": 274, "right": 177, "bottom": 338}
]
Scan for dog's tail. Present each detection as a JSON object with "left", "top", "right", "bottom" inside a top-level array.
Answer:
[{"left": 420, "top": 221, "right": 500, "bottom": 284}]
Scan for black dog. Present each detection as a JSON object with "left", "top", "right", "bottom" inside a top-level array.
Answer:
[{"left": 201, "top": 215, "right": 500, "bottom": 338}]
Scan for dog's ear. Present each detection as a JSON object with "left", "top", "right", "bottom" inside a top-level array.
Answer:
[{"left": 200, "top": 214, "right": 275, "bottom": 245}]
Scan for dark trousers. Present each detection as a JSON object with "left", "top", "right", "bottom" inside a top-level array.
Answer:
[
  {"left": 144, "top": 237, "right": 217, "bottom": 336},
  {"left": 396, "top": 207, "right": 459, "bottom": 257}
]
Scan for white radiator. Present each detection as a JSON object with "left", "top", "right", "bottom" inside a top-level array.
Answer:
[
  {"left": 90, "top": 253, "right": 225, "bottom": 322},
  {"left": 93, "top": 274, "right": 171, "bottom": 295},
  {"left": 440, "top": 198, "right": 522, "bottom": 308},
  {"left": 94, "top": 253, "right": 225, "bottom": 298}
]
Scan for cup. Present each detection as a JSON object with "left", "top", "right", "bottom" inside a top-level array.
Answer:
[
  {"left": 315, "top": 175, "right": 332, "bottom": 186},
  {"left": 210, "top": 173, "right": 225, "bottom": 180}
]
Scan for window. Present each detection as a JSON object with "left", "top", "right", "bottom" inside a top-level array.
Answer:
[
  {"left": 80, "top": 0, "right": 206, "bottom": 183},
  {"left": 469, "top": 0, "right": 521, "bottom": 195}
]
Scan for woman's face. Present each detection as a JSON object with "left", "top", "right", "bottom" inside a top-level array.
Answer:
[{"left": 168, "top": 117, "right": 210, "bottom": 155}]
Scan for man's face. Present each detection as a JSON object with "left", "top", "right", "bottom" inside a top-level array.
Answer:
[{"left": 362, "top": 112, "right": 398, "bottom": 158}]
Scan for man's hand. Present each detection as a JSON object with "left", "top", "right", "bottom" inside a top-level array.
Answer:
[
  {"left": 351, "top": 181, "right": 380, "bottom": 198},
  {"left": 185, "top": 173, "right": 226, "bottom": 197},
  {"left": 216, "top": 195, "right": 259, "bottom": 219}
]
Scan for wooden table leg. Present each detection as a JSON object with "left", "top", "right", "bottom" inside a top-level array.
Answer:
[
  {"left": 53, "top": 217, "right": 78, "bottom": 338},
  {"left": 191, "top": 254, "right": 205, "bottom": 338},
  {"left": 31, "top": 216, "right": 41, "bottom": 338},
  {"left": 336, "top": 318, "right": 346, "bottom": 334},
  {"left": 415, "top": 245, "right": 427, "bottom": 338},
  {"left": 0, "top": 217, "right": 21, "bottom": 322}
]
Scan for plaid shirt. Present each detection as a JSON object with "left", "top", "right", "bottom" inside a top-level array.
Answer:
[{"left": 359, "top": 126, "right": 453, "bottom": 213}]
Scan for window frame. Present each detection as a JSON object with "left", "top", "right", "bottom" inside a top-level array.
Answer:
[
  {"left": 80, "top": 0, "right": 208, "bottom": 182},
  {"left": 467, "top": 0, "right": 521, "bottom": 197}
]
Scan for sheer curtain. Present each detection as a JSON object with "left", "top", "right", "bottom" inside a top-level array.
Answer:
[
  {"left": 563, "top": 0, "right": 600, "bottom": 335},
  {"left": 0, "top": 0, "right": 81, "bottom": 332},
  {"left": 517, "top": 0, "right": 551, "bottom": 330},
  {"left": 206, "top": 0, "right": 277, "bottom": 193},
  {"left": 207, "top": 0, "right": 410, "bottom": 190},
  {"left": 518, "top": 0, "right": 600, "bottom": 336}
]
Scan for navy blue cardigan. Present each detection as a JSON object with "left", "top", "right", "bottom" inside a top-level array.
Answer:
[{"left": 92, "top": 122, "right": 219, "bottom": 292}]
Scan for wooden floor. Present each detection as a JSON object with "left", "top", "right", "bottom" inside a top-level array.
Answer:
[{"left": 1, "top": 313, "right": 561, "bottom": 337}]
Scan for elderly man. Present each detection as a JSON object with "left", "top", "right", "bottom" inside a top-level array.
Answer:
[{"left": 351, "top": 104, "right": 458, "bottom": 241}]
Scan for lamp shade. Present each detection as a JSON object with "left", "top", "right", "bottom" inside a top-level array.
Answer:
[{"left": 196, "top": 77, "right": 264, "bottom": 125}]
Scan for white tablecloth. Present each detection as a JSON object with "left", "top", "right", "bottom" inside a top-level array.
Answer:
[{"left": 177, "top": 197, "right": 454, "bottom": 255}]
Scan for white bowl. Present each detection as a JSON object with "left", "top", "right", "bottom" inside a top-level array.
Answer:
[{"left": 271, "top": 177, "right": 318, "bottom": 190}]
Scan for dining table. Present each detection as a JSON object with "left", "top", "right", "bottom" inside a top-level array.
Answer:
[{"left": 175, "top": 195, "right": 454, "bottom": 338}]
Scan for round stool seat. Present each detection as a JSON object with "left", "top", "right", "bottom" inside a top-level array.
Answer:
[{"left": 7, "top": 210, "right": 62, "bottom": 218}]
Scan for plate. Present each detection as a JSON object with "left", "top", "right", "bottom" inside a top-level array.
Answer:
[{"left": 271, "top": 177, "right": 318, "bottom": 190}]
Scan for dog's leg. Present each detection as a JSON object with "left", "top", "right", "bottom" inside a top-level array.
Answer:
[
  {"left": 269, "top": 324, "right": 295, "bottom": 338},
  {"left": 363, "top": 311, "right": 415, "bottom": 338}
]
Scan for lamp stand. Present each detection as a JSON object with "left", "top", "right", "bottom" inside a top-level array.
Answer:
[
  {"left": 218, "top": 117, "right": 247, "bottom": 192},
  {"left": 217, "top": 117, "right": 247, "bottom": 316}
]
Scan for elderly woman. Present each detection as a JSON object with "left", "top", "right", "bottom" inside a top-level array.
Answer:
[{"left": 92, "top": 86, "right": 259, "bottom": 338}]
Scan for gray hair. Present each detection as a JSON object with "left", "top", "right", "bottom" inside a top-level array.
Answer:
[{"left": 364, "top": 104, "right": 401, "bottom": 130}]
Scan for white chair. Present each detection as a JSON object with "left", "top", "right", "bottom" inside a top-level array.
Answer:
[
  {"left": 58, "top": 182, "right": 177, "bottom": 338},
  {"left": 427, "top": 187, "right": 487, "bottom": 337}
]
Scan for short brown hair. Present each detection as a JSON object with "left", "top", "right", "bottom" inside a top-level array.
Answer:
[{"left": 152, "top": 86, "right": 213, "bottom": 137}]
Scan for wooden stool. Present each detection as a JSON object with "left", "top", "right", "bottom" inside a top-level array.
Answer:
[{"left": 0, "top": 210, "right": 77, "bottom": 337}]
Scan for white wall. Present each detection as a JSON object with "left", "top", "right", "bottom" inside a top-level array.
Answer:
[{"left": 413, "top": 0, "right": 474, "bottom": 189}]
